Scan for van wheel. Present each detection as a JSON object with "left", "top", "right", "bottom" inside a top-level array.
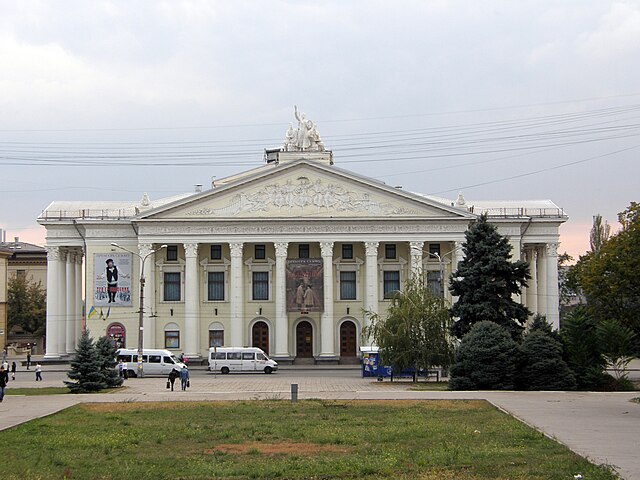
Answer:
[
  {"left": 221, "top": 367, "right": 230, "bottom": 375},
  {"left": 128, "top": 370, "right": 137, "bottom": 378},
  {"left": 264, "top": 366, "right": 273, "bottom": 374}
]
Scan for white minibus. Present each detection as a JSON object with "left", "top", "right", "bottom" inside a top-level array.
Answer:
[
  {"left": 208, "top": 347, "right": 278, "bottom": 374},
  {"left": 116, "top": 349, "right": 186, "bottom": 377}
]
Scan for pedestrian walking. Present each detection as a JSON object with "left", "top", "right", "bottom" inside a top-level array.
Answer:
[
  {"left": 179, "top": 365, "right": 190, "bottom": 391},
  {"left": 26, "top": 351, "right": 31, "bottom": 370},
  {"left": 122, "top": 361, "right": 128, "bottom": 379},
  {"left": 11, "top": 361, "right": 16, "bottom": 381},
  {"left": 0, "top": 366, "right": 8, "bottom": 402},
  {"left": 35, "top": 363, "right": 43, "bottom": 381},
  {"left": 167, "top": 368, "right": 179, "bottom": 391}
]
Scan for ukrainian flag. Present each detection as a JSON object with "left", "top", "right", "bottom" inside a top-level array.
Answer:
[{"left": 88, "top": 306, "right": 97, "bottom": 320}]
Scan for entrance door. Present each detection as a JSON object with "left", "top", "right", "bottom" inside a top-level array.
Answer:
[
  {"left": 340, "top": 321, "right": 357, "bottom": 357},
  {"left": 252, "top": 321, "right": 269, "bottom": 355},
  {"left": 296, "top": 321, "right": 313, "bottom": 358}
]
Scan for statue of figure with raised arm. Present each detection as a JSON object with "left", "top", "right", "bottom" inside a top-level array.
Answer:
[
  {"left": 294, "top": 105, "right": 311, "bottom": 150},
  {"left": 284, "top": 106, "right": 324, "bottom": 151}
]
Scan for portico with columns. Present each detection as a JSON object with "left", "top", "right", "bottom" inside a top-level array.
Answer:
[{"left": 37, "top": 117, "right": 567, "bottom": 363}]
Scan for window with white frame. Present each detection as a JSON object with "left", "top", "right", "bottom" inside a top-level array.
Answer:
[
  {"left": 252, "top": 271, "right": 269, "bottom": 300},
  {"left": 340, "top": 271, "right": 357, "bottom": 300},
  {"left": 163, "top": 272, "right": 181, "bottom": 301},
  {"left": 383, "top": 270, "right": 400, "bottom": 299},
  {"left": 164, "top": 324, "right": 180, "bottom": 349},
  {"left": 207, "top": 271, "right": 225, "bottom": 301}
]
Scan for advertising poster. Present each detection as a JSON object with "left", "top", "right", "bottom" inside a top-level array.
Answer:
[
  {"left": 286, "top": 258, "right": 324, "bottom": 312},
  {"left": 94, "top": 253, "right": 132, "bottom": 306}
]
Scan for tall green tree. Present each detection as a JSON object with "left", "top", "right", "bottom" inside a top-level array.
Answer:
[
  {"left": 7, "top": 276, "right": 46, "bottom": 335},
  {"left": 364, "top": 276, "right": 455, "bottom": 379},
  {"left": 65, "top": 331, "right": 106, "bottom": 393},
  {"left": 449, "top": 214, "right": 530, "bottom": 340},
  {"left": 589, "top": 214, "right": 610, "bottom": 253},
  {"left": 95, "top": 336, "right": 123, "bottom": 389},
  {"left": 572, "top": 202, "right": 640, "bottom": 336}
]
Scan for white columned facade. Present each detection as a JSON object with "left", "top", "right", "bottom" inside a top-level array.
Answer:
[
  {"left": 184, "top": 243, "right": 200, "bottom": 357},
  {"left": 57, "top": 250, "right": 67, "bottom": 355},
  {"left": 274, "top": 242, "right": 289, "bottom": 358},
  {"left": 537, "top": 246, "right": 548, "bottom": 320},
  {"left": 229, "top": 242, "right": 244, "bottom": 347},
  {"left": 65, "top": 251, "right": 76, "bottom": 353},
  {"left": 139, "top": 243, "right": 155, "bottom": 349},
  {"left": 364, "top": 241, "right": 379, "bottom": 330},
  {"left": 44, "top": 246, "right": 61, "bottom": 358},
  {"left": 319, "top": 241, "right": 335, "bottom": 358},
  {"left": 526, "top": 248, "right": 538, "bottom": 315},
  {"left": 74, "top": 250, "right": 83, "bottom": 349},
  {"left": 545, "top": 243, "right": 560, "bottom": 330},
  {"left": 409, "top": 241, "right": 424, "bottom": 279}
]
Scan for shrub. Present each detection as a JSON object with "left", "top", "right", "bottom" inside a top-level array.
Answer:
[
  {"left": 449, "top": 321, "right": 519, "bottom": 390},
  {"left": 518, "top": 330, "right": 576, "bottom": 391}
]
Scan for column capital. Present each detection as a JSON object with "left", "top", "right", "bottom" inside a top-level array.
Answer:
[
  {"left": 229, "top": 242, "right": 244, "bottom": 258},
  {"left": 320, "top": 241, "right": 334, "bottom": 258},
  {"left": 46, "top": 246, "right": 61, "bottom": 261},
  {"left": 274, "top": 242, "right": 289, "bottom": 258},
  {"left": 139, "top": 243, "right": 154, "bottom": 257},
  {"left": 409, "top": 241, "right": 424, "bottom": 256},
  {"left": 545, "top": 243, "right": 558, "bottom": 256},
  {"left": 364, "top": 241, "right": 379, "bottom": 257},
  {"left": 59, "top": 249, "right": 68, "bottom": 262},
  {"left": 184, "top": 242, "right": 199, "bottom": 258}
]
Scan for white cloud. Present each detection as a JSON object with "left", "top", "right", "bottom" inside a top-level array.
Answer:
[{"left": 578, "top": 2, "right": 640, "bottom": 59}]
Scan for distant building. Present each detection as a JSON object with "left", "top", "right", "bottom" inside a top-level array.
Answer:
[{"left": 37, "top": 114, "right": 567, "bottom": 362}]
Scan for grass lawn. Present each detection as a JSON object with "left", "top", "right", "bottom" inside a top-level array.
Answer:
[{"left": 0, "top": 400, "right": 617, "bottom": 480}]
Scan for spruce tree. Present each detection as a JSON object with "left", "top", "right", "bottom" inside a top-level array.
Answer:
[
  {"left": 450, "top": 213, "right": 530, "bottom": 340},
  {"left": 518, "top": 327, "right": 576, "bottom": 391},
  {"left": 65, "top": 330, "right": 106, "bottom": 393},
  {"left": 95, "top": 335, "right": 123, "bottom": 389}
]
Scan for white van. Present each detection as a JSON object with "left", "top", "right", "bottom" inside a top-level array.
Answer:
[
  {"left": 116, "top": 349, "right": 186, "bottom": 377},
  {"left": 208, "top": 347, "right": 278, "bottom": 374}
]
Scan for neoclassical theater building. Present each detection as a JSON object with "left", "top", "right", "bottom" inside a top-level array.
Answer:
[{"left": 38, "top": 115, "right": 566, "bottom": 362}]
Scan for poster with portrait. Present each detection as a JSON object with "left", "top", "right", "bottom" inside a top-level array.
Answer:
[
  {"left": 286, "top": 259, "right": 324, "bottom": 312},
  {"left": 94, "top": 253, "right": 132, "bottom": 306}
]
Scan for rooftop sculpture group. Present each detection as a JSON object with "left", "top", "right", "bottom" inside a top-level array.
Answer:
[{"left": 283, "top": 106, "right": 325, "bottom": 152}]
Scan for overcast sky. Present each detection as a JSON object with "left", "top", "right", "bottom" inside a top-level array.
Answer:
[{"left": 1, "top": 0, "right": 639, "bottom": 260}]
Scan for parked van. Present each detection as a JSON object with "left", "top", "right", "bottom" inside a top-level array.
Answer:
[
  {"left": 116, "top": 349, "right": 186, "bottom": 377},
  {"left": 208, "top": 347, "right": 278, "bottom": 374}
]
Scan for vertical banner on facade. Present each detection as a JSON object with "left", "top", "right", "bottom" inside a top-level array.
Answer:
[
  {"left": 286, "top": 259, "right": 324, "bottom": 312},
  {"left": 94, "top": 253, "right": 132, "bottom": 306}
]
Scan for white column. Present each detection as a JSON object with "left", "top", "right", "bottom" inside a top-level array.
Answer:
[
  {"left": 545, "top": 243, "right": 560, "bottom": 330},
  {"left": 320, "top": 242, "right": 335, "bottom": 357},
  {"left": 526, "top": 248, "right": 538, "bottom": 315},
  {"left": 74, "top": 250, "right": 83, "bottom": 349},
  {"left": 44, "top": 246, "right": 61, "bottom": 358},
  {"left": 229, "top": 242, "right": 244, "bottom": 347},
  {"left": 65, "top": 251, "right": 76, "bottom": 353},
  {"left": 139, "top": 244, "right": 155, "bottom": 349},
  {"left": 274, "top": 242, "right": 289, "bottom": 357},
  {"left": 409, "top": 241, "right": 424, "bottom": 279},
  {"left": 57, "top": 250, "right": 67, "bottom": 355},
  {"left": 364, "top": 242, "right": 379, "bottom": 331},
  {"left": 448, "top": 241, "right": 463, "bottom": 301},
  {"left": 184, "top": 243, "right": 200, "bottom": 357},
  {"left": 537, "top": 246, "right": 548, "bottom": 319}
]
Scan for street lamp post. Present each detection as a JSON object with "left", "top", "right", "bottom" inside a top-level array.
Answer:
[
  {"left": 426, "top": 245, "right": 462, "bottom": 298},
  {"left": 111, "top": 243, "right": 167, "bottom": 378}
]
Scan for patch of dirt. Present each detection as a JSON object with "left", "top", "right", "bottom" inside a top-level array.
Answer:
[{"left": 205, "top": 441, "right": 352, "bottom": 456}]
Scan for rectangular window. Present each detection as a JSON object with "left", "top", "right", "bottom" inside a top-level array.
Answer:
[
  {"left": 165, "top": 331, "right": 180, "bottom": 349},
  {"left": 148, "top": 355, "right": 161, "bottom": 364},
  {"left": 242, "top": 352, "right": 255, "bottom": 360},
  {"left": 228, "top": 352, "right": 242, "bottom": 360},
  {"left": 252, "top": 271, "right": 269, "bottom": 300},
  {"left": 164, "top": 272, "right": 181, "bottom": 301},
  {"left": 207, "top": 271, "right": 225, "bottom": 301},
  {"left": 429, "top": 243, "right": 441, "bottom": 257},
  {"left": 212, "top": 352, "right": 226, "bottom": 360},
  {"left": 340, "top": 271, "right": 357, "bottom": 300},
  {"left": 166, "top": 245, "right": 178, "bottom": 261},
  {"left": 209, "top": 330, "right": 224, "bottom": 348},
  {"left": 210, "top": 244, "right": 222, "bottom": 260},
  {"left": 385, "top": 243, "right": 397, "bottom": 259},
  {"left": 255, "top": 244, "right": 266, "bottom": 260},
  {"left": 383, "top": 271, "right": 400, "bottom": 299},
  {"left": 341, "top": 243, "right": 353, "bottom": 260},
  {"left": 16, "top": 270, "right": 26, "bottom": 280},
  {"left": 427, "top": 270, "right": 443, "bottom": 297},
  {"left": 298, "top": 244, "right": 310, "bottom": 258}
]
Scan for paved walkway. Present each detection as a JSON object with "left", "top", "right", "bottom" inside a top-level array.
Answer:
[{"left": 0, "top": 373, "right": 638, "bottom": 479}]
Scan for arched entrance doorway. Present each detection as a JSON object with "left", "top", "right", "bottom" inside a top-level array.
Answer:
[
  {"left": 252, "top": 321, "right": 269, "bottom": 355},
  {"left": 340, "top": 321, "right": 357, "bottom": 357},
  {"left": 106, "top": 323, "right": 126, "bottom": 349},
  {"left": 296, "top": 321, "right": 313, "bottom": 358}
]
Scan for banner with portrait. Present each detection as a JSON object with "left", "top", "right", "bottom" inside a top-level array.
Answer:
[
  {"left": 94, "top": 253, "right": 132, "bottom": 306},
  {"left": 286, "top": 259, "right": 324, "bottom": 312}
]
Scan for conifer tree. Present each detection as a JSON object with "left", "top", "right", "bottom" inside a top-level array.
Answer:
[
  {"left": 65, "top": 330, "right": 106, "bottom": 393},
  {"left": 95, "top": 335, "right": 123, "bottom": 389},
  {"left": 450, "top": 213, "right": 530, "bottom": 340}
]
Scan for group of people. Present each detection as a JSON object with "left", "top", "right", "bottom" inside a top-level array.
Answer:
[
  {"left": 0, "top": 360, "right": 43, "bottom": 401},
  {"left": 167, "top": 365, "right": 190, "bottom": 391}
]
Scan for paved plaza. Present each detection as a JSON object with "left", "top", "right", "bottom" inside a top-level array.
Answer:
[{"left": 1, "top": 366, "right": 639, "bottom": 479}]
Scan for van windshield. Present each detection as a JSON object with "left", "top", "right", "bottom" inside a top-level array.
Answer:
[{"left": 169, "top": 355, "right": 180, "bottom": 364}]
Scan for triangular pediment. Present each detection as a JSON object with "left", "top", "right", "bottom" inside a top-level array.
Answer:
[{"left": 140, "top": 161, "right": 474, "bottom": 220}]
